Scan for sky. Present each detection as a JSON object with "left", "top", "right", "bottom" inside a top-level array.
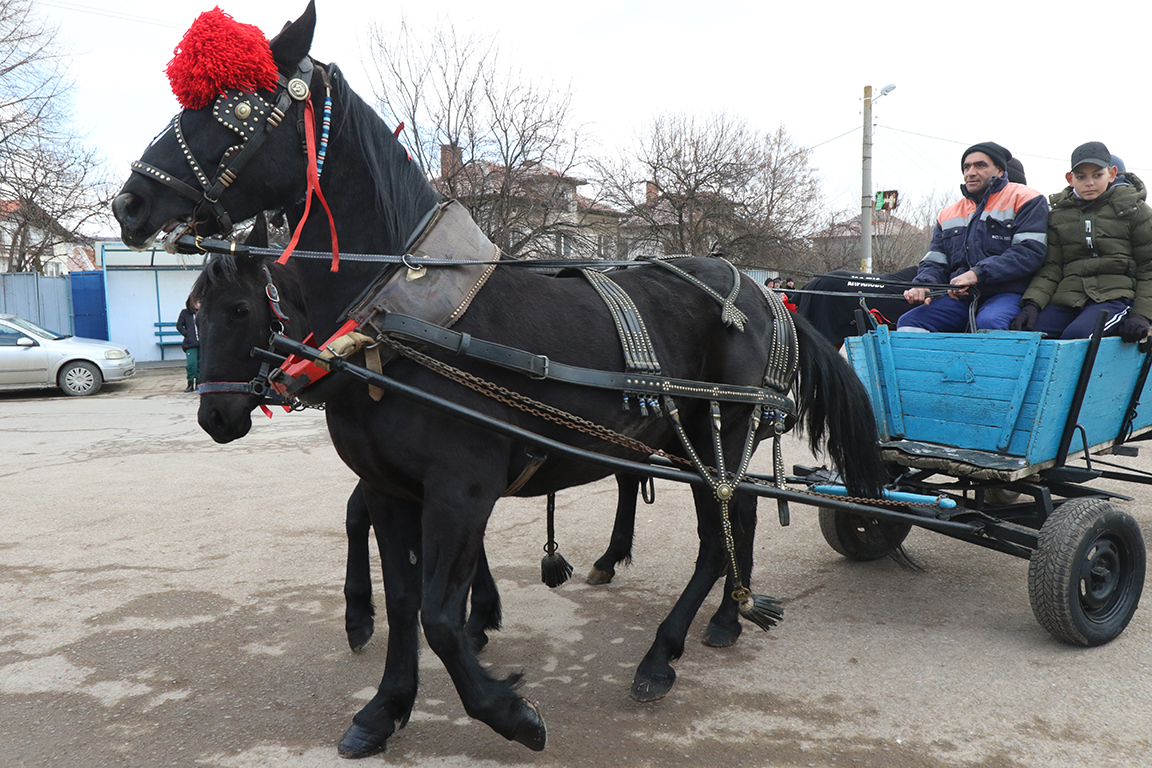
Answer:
[{"left": 38, "top": 0, "right": 1152, "bottom": 236}]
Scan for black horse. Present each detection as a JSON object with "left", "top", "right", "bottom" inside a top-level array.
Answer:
[
  {"left": 188, "top": 227, "right": 649, "bottom": 654},
  {"left": 113, "top": 2, "right": 885, "bottom": 757}
]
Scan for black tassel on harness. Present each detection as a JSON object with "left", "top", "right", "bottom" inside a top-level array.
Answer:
[
  {"left": 540, "top": 492, "right": 573, "bottom": 588},
  {"left": 735, "top": 590, "right": 785, "bottom": 631}
]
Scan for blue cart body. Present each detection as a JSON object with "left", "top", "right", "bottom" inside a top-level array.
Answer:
[{"left": 844, "top": 327, "right": 1152, "bottom": 476}]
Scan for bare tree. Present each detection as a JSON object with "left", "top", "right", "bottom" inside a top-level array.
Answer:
[
  {"left": 0, "top": 0, "right": 66, "bottom": 154},
  {"left": 365, "top": 19, "right": 608, "bottom": 258},
  {"left": 1, "top": 136, "right": 115, "bottom": 273},
  {"left": 806, "top": 189, "right": 950, "bottom": 278},
  {"left": 0, "top": 0, "right": 114, "bottom": 273},
  {"left": 594, "top": 114, "right": 825, "bottom": 269}
]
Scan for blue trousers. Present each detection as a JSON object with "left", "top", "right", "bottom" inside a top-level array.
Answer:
[
  {"left": 895, "top": 293, "right": 1022, "bottom": 333},
  {"left": 1033, "top": 299, "right": 1131, "bottom": 339}
]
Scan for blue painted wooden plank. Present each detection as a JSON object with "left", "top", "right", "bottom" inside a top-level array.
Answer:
[
  {"left": 996, "top": 334, "right": 1041, "bottom": 450},
  {"left": 1027, "top": 339, "right": 1088, "bottom": 462},
  {"left": 872, "top": 326, "right": 905, "bottom": 438},
  {"left": 846, "top": 336, "right": 893, "bottom": 441},
  {"left": 901, "top": 416, "right": 1003, "bottom": 450}
]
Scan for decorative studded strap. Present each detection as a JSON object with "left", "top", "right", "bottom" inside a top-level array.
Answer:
[
  {"left": 580, "top": 269, "right": 661, "bottom": 375},
  {"left": 647, "top": 257, "right": 749, "bottom": 330}
]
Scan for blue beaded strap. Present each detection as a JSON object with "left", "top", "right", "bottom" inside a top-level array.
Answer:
[{"left": 315, "top": 90, "right": 332, "bottom": 177}]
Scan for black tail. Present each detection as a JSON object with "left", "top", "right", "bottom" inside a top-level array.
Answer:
[{"left": 791, "top": 311, "right": 886, "bottom": 498}]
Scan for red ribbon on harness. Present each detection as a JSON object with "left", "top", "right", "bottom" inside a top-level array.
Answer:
[{"left": 277, "top": 98, "right": 340, "bottom": 271}]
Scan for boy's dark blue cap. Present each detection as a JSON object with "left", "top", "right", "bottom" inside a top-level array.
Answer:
[{"left": 1071, "top": 141, "right": 1112, "bottom": 170}]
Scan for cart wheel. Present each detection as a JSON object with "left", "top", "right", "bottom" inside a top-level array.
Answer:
[
  {"left": 1028, "top": 498, "right": 1146, "bottom": 646},
  {"left": 818, "top": 508, "right": 912, "bottom": 561},
  {"left": 983, "top": 488, "right": 1020, "bottom": 507}
]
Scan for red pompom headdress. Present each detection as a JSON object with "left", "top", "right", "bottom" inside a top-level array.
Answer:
[{"left": 166, "top": 7, "right": 280, "bottom": 110}]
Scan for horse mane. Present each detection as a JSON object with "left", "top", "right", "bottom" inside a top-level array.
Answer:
[
  {"left": 327, "top": 64, "right": 442, "bottom": 252},
  {"left": 189, "top": 252, "right": 306, "bottom": 317},
  {"left": 189, "top": 253, "right": 241, "bottom": 305}
]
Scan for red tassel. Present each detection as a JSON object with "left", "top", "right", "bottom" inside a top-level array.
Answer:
[{"left": 166, "top": 7, "right": 279, "bottom": 110}]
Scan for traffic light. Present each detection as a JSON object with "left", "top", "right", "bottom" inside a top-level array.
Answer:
[{"left": 875, "top": 190, "right": 898, "bottom": 212}]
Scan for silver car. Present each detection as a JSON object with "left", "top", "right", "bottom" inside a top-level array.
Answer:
[{"left": 0, "top": 314, "right": 135, "bottom": 396}]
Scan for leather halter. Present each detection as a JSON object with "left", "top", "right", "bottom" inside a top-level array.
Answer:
[
  {"left": 130, "top": 58, "right": 316, "bottom": 237},
  {"left": 197, "top": 262, "right": 295, "bottom": 409}
]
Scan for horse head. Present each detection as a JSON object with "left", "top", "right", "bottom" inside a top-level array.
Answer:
[
  {"left": 192, "top": 234, "right": 309, "bottom": 443},
  {"left": 112, "top": 2, "right": 318, "bottom": 248}
]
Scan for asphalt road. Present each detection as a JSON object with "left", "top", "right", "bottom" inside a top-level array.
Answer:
[{"left": 2, "top": 367, "right": 1150, "bottom": 768}]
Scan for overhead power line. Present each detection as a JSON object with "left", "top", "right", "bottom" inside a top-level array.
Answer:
[{"left": 39, "top": 0, "right": 183, "bottom": 30}]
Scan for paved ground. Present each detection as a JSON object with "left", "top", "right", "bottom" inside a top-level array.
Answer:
[{"left": 2, "top": 367, "right": 1150, "bottom": 767}]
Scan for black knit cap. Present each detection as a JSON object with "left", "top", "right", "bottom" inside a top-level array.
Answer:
[
  {"left": 1006, "top": 157, "right": 1026, "bottom": 184},
  {"left": 962, "top": 142, "right": 1012, "bottom": 171}
]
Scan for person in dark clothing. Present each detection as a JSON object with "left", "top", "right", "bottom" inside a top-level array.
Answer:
[
  {"left": 176, "top": 297, "right": 200, "bottom": 392},
  {"left": 897, "top": 141, "right": 1049, "bottom": 332},
  {"left": 1006, "top": 157, "right": 1027, "bottom": 184},
  {"left": 1010, "top": 141, "right": 1152, "bottom": 342}
]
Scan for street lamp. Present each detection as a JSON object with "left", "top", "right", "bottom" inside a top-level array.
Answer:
[{"left": 861, "top": 83, "right": 895, "bottom": 273}]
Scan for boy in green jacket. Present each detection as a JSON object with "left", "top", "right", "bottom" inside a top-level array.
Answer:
[{"left": 1010, "top": 141, "right": 1152, "bottom": 341}]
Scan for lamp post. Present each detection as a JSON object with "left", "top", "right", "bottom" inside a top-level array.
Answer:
[{"left": 861, "top": 83, "right": 895, "bottom": 273}]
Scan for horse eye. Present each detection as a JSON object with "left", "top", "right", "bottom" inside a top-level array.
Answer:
[{"left": 233, "top": 303, "right": 250, "bottom": 318}]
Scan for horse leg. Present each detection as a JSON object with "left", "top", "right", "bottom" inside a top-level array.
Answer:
[
  {"left": 587, "top": 473, "right": 640, "bottom": 585},
  {"left": 344, "top": 482, "right": 375, "bottom": 652},
  {"left": 464, "top": 545, "right": 502, "bottom": 653},
  {"left": 338, "top": 494, "right": 424, "bottom": 759},
  {"left": 630, "top": 482, "right": 730, "bottom": 702},
  {"left": 419, "top": 480, "right": 546, "bottom": 751},
  {"left": 701, "top": 495, "right": 758, "bottom": 648}
]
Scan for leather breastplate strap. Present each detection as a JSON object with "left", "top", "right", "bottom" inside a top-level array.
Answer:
[{"left": 376, "top": 312, "right": 796, "bottom": 413}]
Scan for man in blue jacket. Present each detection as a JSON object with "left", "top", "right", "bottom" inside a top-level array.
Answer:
[{"left": 898, "top": 142, "right": 1049, "bottom": 332}]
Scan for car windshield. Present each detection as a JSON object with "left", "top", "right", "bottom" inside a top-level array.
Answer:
[{"left": 5, "top": 316, "right": 68, "bottom": 340}]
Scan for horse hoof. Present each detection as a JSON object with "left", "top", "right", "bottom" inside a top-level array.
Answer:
[
  {"left": 586, "top": 567, "right": 614, "bottom": 585},
  {"left": 702, "top": 621, "right": 742, "bottom": 648},
  {"left": 347, "top": 625, "right": 374, "bottom": 653},
  {"left": 511, "top": 699, "right": 547, "bottom": 751},
  {"left": 630, "top": 670, "right": 675, "bottom": 702},
  {"left": 337, "top": 723, "right": 388, "bottom": 759}
]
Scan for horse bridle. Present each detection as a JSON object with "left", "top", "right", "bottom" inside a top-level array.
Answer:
[
  {"left": 130, "top": 57, "right": 317, "bottom": 237},
  {"left": 196, "top": 262, "right": 297, "bottom": 409}
]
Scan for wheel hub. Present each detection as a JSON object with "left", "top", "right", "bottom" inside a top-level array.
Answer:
[{"left": 1080, "top": 539, "right": 1121, "bottom": 612}]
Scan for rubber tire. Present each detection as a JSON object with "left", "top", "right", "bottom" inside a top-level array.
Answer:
[
  {"left": 58, "top": 360, "right": 102, "bottom": 396},
  {"left": 1028, "top": 498, "right": 1146, "bottom": 647},
  {"left": 818, "top": 508, "right": 912, "bottom": 561},
  {"left": 983, "top": 488, "right": 1020, "bottom": 507}
]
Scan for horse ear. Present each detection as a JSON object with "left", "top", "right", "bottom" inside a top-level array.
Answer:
[
  {"left": 269, "top": 1, "right": 316, "bottom": 74},
  {"left": 245, "top": 213, "right": 269, "bottom": 248}
]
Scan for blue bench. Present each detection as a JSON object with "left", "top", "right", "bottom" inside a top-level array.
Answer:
[{"left": 155, "top": 321, "right": 184, "bottom": 360}]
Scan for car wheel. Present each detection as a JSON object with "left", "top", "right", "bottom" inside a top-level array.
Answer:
[{"left": 58, "top": 360, "right": 103, "bottom": 396}]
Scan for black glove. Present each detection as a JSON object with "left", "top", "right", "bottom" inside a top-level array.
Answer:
[
  {"left": 1009, "top": 301, "right": 1040, "bottom": 332},
  {"left": 1119, "top": 313, "right": 1150, "bottom": 343}
]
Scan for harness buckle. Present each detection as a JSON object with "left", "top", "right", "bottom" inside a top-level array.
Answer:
[{"left": 531, "top": 355, "right": 550, "bottom": 380}]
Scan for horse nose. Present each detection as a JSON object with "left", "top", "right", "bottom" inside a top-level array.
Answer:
[{"left": 112, "top": 191, "right": 144, "bottom": 226}]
